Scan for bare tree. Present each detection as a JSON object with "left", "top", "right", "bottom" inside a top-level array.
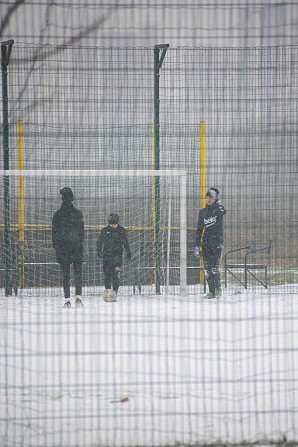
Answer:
[
  {"left": 0, "top": 0, "right": 26, "bottom": 38},
  {"left": 1, "top": 0, "right": 119, "bottom": 59}
]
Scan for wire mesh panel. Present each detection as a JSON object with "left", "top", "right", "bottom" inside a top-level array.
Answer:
[
  {"left": 1, "top": 3, "right": 298, "bottom": 444},
  {"left": 3, "top": 44, "right": 298, "bottom": 294}
]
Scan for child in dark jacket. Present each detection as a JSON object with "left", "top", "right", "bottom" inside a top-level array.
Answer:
[
  {"left": 97, "top": 213, "right": 132, "bottom": 296},
  {"left": 194, "top": 188, "right": 226, "bottom": 298}
]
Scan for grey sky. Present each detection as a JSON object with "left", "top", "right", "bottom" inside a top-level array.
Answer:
[{"left": 1, "top": 1, "right": 298, "bottom": 47}]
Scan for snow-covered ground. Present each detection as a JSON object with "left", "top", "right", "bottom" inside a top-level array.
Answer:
[{"left": 1, "top": 286, "right": 298, "bottom": 447}]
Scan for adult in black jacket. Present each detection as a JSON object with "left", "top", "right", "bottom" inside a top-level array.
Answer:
[
  {"left": 194, "top": 188, "right": 226, "bottom": 298},
  {"left": 97, "top": 213, "right": 132, "bottom": 295},
  {"left": 52, "top": 187, "right": 84, "bottom": 307}
]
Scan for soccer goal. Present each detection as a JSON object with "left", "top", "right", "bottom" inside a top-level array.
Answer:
[{"left": 0, "top": 169, "right": 187, "bottom": 297}]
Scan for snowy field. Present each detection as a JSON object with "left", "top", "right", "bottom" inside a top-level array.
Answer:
[{"left": 1, "top": 286, "right": 298, "bottom": 447}]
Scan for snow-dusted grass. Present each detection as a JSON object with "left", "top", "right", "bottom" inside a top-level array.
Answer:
[{"left": 1, "top": 287, "right": 298, "bottom": 447}]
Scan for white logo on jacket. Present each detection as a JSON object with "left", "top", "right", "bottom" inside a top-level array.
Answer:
[{"left": 204, "top": 215, "right": 217, "bottom": 227}]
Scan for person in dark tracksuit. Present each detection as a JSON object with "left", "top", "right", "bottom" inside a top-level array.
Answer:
[
  {"left": 194, "top": 188, "right": 226, "bottom": 298},
  {"left": 52, "top": 187, "right": 84, "bottom": 308},
  {"left": 97, "top": 213, "right": 132, "bottom": 295}
]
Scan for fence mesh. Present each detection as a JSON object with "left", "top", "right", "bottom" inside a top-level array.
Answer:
[
  {"left": 2, "top": 44, "right": 298, "bottom": 293},
  {"left": 1, "top": 2, "right": 298, "bottom": 446}
]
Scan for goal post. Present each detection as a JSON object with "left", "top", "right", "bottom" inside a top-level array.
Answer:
[{"left": 0, "top": 169, "right": 187, "bottom": 296}]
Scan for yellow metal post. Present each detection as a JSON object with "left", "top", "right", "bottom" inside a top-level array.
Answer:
[
  {"left": 199, "top": 121, "right": 206, "bottom": 283},
  {"left": 18, "top": 120, "right": 25, "bottom": 288}
]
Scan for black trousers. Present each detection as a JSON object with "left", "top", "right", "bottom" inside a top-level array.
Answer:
[
  {"left": 202, "top": 246, "right": 223, "bottom": 295},
  {"left": 60, "top": 262, "right": 83, "bottom": 299},
  {"left": 103, "top": 256, "right": 122, "bottom": 293}
]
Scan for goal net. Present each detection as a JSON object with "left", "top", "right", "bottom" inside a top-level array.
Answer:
[{"left": 0, "top": 169, "right": 187, "bottom": 298}]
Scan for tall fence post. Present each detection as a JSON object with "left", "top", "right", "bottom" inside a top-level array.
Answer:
[
  {"left": 200, "top": 121, "right": 206, "bottom": 285},
  {"left": 18, "top": 120, "right": 25, "bottom": 289},
  {"left": 153, "top": 43, "right": 169, "bottom": 295},
  {"left": 1, "top": 40, "right": 14, "bottom": 296}
]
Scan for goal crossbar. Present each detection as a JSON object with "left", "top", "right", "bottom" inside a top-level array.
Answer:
[{"left": 1, "top": 169, "right": 186, "bottom": 177}]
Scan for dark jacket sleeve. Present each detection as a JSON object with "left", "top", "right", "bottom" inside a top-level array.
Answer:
[
  {"left": 122, "top": 228, "right": 131, "bottom": 256},
  {"left": 195, "top": 210, "right": 204, "bottom": 246},
  {"left": 97, "top": 228, "right": 105, "bottom": 255},
  {"left": 77, "top": 211, "right": 84, "bottom": 243},
  {"left": 217, "top": 203, "right": 226, "bottom": 216},
  {"left": 52, "top": 213, "right": 59, "bottom": 248}
]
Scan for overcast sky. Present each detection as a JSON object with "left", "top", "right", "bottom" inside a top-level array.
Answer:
[{"left": 1, "top": 0, "right": 298, "bottom": 47}]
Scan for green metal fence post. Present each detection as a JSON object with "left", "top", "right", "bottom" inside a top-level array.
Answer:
[
  {"left": 1, "top": 40, "right": 14, "bottom": 296},
  {"left": 153, "top": 44, "right": 169, "bottom": 295}
]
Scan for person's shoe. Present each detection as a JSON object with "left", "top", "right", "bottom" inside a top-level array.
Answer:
[
  {"left": 75, "top": 297, "right": 83, "bottom": 307},
  {"left": 63, "top": 301, "right": 71, "bottom": 308},
  {"left": 215, "top": 288, "right": 222, "bottom": 297},
  {"left": 202, "top": 292, "right": 216, "bottom": 299}
]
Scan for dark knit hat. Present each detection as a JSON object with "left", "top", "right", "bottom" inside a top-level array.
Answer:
[
  {"left": 60, "top": 187, "right": 74, "bottom": 202},
  {"left": 108, "top": 213, "right": 120, "bottom": 224}
]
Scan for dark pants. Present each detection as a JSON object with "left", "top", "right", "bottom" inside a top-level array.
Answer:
[
  {"left": 60, "top": 262, "right": 83, "bottom": 299},
  {"left": 103, "top": 256, "right": 122, "bottom": 293},
  {"left": 202, "top": 246, "right": 223, "bottom": 295}
]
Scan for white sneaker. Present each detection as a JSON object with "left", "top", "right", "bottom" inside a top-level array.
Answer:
[{"left": 75, "top": 297, "right": 83, "bottom": 307}]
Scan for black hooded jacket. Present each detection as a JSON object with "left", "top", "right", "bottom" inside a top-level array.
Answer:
[
  {"left": 97, "top": 225, "right": 131, "bottom": 259},
  {"left": 195, "top": 201, "right": 226, "bottom": 248},
  {"left": 52, "top": 202, "right": 84, "bottom": 263}
]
